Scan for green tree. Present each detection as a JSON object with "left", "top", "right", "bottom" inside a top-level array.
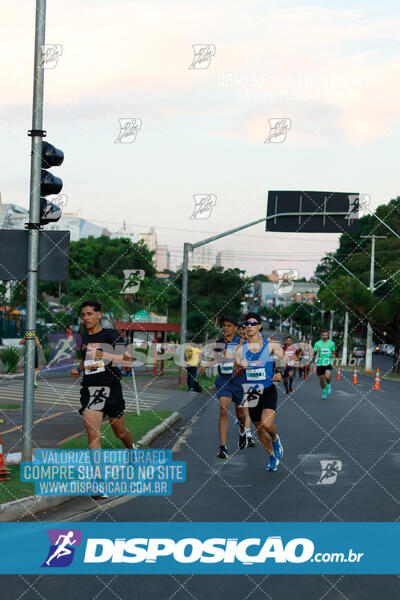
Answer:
[
  {"left": 170, "top": 266, "right": 250, "bottom": 341},
  {"left": 315, "top": 197, "right": 400, "bottom": 372}
]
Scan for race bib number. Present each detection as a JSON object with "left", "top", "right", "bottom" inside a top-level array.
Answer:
[
  {"left": 84, "top": 359, "right": 105, "bottom": 375},
  {"left": 247, "top": 368, "right": 266, "bottom": 381},
  {"left": 320, "top": 348, "right": 331, "bottom": 356},
  {"left": 241, "top": 383, "right": 264, "bottom": 407},
  {"left": 220, "top": 362, "right": 234, "bottom": 374}
]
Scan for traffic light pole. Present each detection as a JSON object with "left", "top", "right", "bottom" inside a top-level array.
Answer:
[
  {"left": 22, "top": 0, "right": 46, "bottom": 461},
  {"left": 361, "top": 234, "right": 387, "bottom": 373},
  {"left": 178, "top": 217, "right": 266, "bottom": 384}
]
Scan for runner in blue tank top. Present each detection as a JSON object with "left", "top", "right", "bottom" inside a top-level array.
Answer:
[
  {"left": 199, "top": 315, "right": 256, "bottom": 458},
  {"left": 234, "top": 312, "right": 287, "bottom": 471}
]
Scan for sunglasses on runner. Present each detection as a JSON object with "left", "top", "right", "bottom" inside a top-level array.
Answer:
[{"left": 245, "top": 320, "right": 259, "bottom": 326}]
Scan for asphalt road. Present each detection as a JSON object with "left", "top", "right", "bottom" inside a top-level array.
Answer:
[{"left": 2, "top": 368, "right": 399, "bottom": 599}]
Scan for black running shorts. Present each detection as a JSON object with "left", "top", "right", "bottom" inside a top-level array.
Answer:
[
  {"left": 316, "top": 364, "right": 332, "bottom": 376},
  {"left": 79, "top": 382, "right": 125, "bottom": 419},
  {"left": 283, "top": 366, "right": 295, "bottom": 378},
  {"left": 249, "top": 384, "right": 277, "bottom": 423}
]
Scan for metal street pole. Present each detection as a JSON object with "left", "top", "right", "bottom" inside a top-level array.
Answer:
[
  {"left": 310, "top": 302, "right": 314, "bottom": 342},
  {"left": 342, "top": 310, "right": 349, "bottom": 366},
  {"left": 22, "top": 0, "right": 46, "bottom": 461},
  {"left": 179, "top": 218, "right": 266, "bottom": 384},
  {"left": 329, "top": 310, "right": 334, "bottom": 339},
  {"left": 361, "top": 234, "right": 387, "bottom": 373}
]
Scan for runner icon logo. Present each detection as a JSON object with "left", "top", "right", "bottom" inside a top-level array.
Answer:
[
  {"left": 189, "top": 194, "right": 217, "bottom": 219},
  {"left": 114, "top": 118, "right": 142, "bottom": 143},
  {"left": 241, "top": 383, "right": 264, "bottom": 407},
  {"left": 264, "top": 118, "right": 291, "bottom": 143},
  {"left": 42, "top": 529, "right": 82, "bottom": 568},
  {"left": 188, "top": 44, "right": 216, "bottom": 69},
  {"left": 87, "top": 387, "right": 110, "bottom": 411},
  {"left": 317, "top": 460, "right": 343, "bottom": 485},
  {"left": 40, "top": 44, "right": 63, "bottom": 69},
  {"left": 273, "top": 269, "right": 299, "bottom": 294}
]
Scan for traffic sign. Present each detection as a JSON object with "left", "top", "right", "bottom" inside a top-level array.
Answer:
[{"left": 266, "top": 191, "right": 360, "bottom": 233}]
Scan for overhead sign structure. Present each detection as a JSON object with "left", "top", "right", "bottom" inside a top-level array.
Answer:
[
  {"left": 0, "top": 230, "right": 70, "bottom": 281},
  {"left": 266, "top": 191, "right": 361, "bottom": 233},
  {"left": 121, "top": 269, "right": 145, "bottom": 294}
]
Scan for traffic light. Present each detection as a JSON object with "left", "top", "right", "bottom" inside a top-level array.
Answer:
[{"left": 40, "top": 141, "right": 64, "bottom": 225}]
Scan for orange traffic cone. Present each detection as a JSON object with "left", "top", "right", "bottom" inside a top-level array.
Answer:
[
  {"left": 336, "top": 365, "right": 342, "bottom": 381},
  {"left": 313, "top": 363, "right": 317, "bottom": 374},
  {"left": 372, "top": 368, "right": 381, "bottom": 391},
  {"left": 0, "top": 435, "right": 10, "bottom": 481},
  {"left": 352, "top": 366, "right": 358, "bottom": 385}
]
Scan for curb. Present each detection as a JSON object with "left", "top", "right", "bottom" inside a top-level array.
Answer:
[{"left": 0, "top": 411, "right": 181, "bottom": 522}]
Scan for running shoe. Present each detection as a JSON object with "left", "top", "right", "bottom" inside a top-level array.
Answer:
[
  {"left": 266, "top": 455, "right": 280, "bottom": 471},
  {"left": 34, "top": 382, "right": 38, "bottom": 388},
  {"left": 247, "top": 435, "right": 256, "bottom": 448},
  {"left": 272, "top": 434, "right": 283, "bottom": 459},
  {"left": 326, "top": 383, "right": 332, "bottom": 395},
  {"left": 91, "top": 494, "right": 109, "bottom": 499},
  {"left": 321, "top": 389, "right": 327, "bottom": 400},
  {"left": 239, "top": 432, "right": 248, "bottom": 450},
  {"left": 217, "top": 445, "right": 228, "bottom": 459}
]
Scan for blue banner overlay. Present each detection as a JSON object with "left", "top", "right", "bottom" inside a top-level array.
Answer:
[
  {"left": 20, "top": 449, "right": 186, "bottom": 496},
  {"left": 0, "top": 523, "right": 398, "bottom": 574}
]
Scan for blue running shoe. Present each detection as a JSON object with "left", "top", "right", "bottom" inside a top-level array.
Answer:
[
  {"left": 326, "top": 383, "right": 332, "bottom": 395},
  {"left": 266, "top": 455, "right": 280, "bottom": 471},
  {"left": 272, "top": 434, "right": 284, "bottom": 459},
  {"left": 322, "top": 389, "right": 327, "bottom": 399}
]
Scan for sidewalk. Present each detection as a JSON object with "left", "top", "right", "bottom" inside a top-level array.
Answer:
[{"left": 0, "top": 374, "right": 197, "bottom": 456}]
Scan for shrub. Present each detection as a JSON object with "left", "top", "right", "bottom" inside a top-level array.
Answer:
[{"left": 0, "top": 347, "right": 21, "bottom": 373}]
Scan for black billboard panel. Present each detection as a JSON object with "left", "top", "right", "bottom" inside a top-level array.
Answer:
[
  {"left": 266, "top": 190, "right": 360, "bottom": 233},
  {"left": 0, "top": 230, "right": 70, "bottom": 281}
]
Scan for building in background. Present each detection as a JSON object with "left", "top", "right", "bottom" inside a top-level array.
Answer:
[
  {"left": 191, "top": 245, "right": 213, "bottom": 269},
  {"left": 0, "top": 195, "right": 28, "bottom": 229},
  {"left": 254, "top": 280, "right": 319, "bottom": 308},
  {"left": 216, "top": 249, "right": 234, "bottom": 269},
  {"left": 138, "top": 227, "right": 171, "bottom": 271},
  {"left": 0, "top": 195, "right": 108, "bottom": 242},
  {"left": 46, "top": 213, "right": 107, "bottom": 241},
  {"left": 155, "top": 245, "right": 170, "bottom": 271},
  {"left": 138, "top": 227, "right": 157, "bottom": 253},
  {"left": 266, "top": 270, "right": 279, "bottom": 282}
]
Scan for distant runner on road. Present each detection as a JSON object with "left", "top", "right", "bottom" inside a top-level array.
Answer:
[
  {"left": 234, "top": 313, "right": 287, "bottom": 472},
  {"left": 313, "top": 329, "right": 336, "bottom": 399},
  {"left": 282, "top": 336, "right": 296, "bottom": 395}
]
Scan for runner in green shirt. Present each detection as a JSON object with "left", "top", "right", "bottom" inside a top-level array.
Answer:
[{"left": 313, "top": 329, "right": 336, "bottom": 399}]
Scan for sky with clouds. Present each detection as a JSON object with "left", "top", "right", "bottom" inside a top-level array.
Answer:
[{"left": 1, "top": 0, "right": 400, "bottom": 276}]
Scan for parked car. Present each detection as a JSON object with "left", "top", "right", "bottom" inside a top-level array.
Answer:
[{"left": 352, "top": 347, "right": 365, "bottom": 358}]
